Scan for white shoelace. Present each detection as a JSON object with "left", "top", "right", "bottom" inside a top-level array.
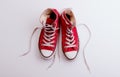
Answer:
[
  {"left": 42, "top": 24, "right": 58, "bottom": 47},
  {"left": 21, "top": 23, "right": 58, "bottom": 56},
  {"left": 78, "top": 24, "right": 91, "bottom": 73},
  {"left": 65, "top": 27, "right": 76, "bottom": 48}
]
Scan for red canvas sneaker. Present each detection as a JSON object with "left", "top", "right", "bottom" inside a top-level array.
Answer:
[
  {"left": 39, "top": 8, "right": 59, "bottom": 58},
  {"left": 60, "top": 9, "right": 79, "bottom": 60}
]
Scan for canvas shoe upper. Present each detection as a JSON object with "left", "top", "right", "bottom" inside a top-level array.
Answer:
[
  {"left": 39, "top": 8, "right": 59, "bottom": 58},
  {"left": 60, "top": 9, "right": 79, "bottom": 60}
]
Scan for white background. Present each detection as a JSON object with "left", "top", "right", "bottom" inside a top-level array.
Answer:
[{"left": 0, "top": 0, "right": 120, "bottom": 77}]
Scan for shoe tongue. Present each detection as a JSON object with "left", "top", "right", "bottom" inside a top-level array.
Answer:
[{"left": 46, "top": 18, "right": 54, "bottom": 24}]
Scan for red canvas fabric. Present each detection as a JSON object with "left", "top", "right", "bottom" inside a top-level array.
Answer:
[
  {"left": 38, "top": 9, "right": 59, "bottom": 57},
  {"left": 61, "top": 10, "right": 79, "bottom": 53}
]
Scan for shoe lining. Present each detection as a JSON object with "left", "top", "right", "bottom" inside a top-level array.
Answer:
[
  {"left": 40, "top": 9, "right": 56, "bottom": 24},
  {"left": 64, "top": 9, "right": 76, "bottom": 26}
]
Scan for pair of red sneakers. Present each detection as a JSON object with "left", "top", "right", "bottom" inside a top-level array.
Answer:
[{"left": 39, "top": 8, "right": 79, "bottom": 60}]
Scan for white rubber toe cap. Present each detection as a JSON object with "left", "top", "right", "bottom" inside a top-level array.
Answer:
[
  {"left": 65, "top": 51, "right": 77, "bottom": 59},
  {"left": 41, "top": 50, "right": 53, "bottom": 57}
]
